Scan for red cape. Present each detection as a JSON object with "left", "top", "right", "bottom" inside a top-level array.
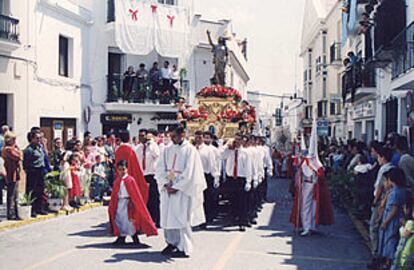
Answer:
[
  {"left": 115, "top": 144, "right": 149, "bottom": 203},
  {"left": 108, "top": 175, "right": 158, "bottom": 237},
  {"left": 290, "top": 167, "right": 334, "bottom": 228}
]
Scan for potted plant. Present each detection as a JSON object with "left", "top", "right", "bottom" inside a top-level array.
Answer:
[
  {"left": 19, "top": 192, "right": 35, "bottom": 220},
  {"left": 45, "top": 171, "right": 66, "bottom": 212}
]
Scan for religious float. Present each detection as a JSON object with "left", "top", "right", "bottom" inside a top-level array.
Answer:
[{"left": 177, "top": 85, "right": 256, "bottom": 139}]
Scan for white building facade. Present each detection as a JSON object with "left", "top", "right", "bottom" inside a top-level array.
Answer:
[
  {"left": 300, "top": 0, "right": 345, "bottom": 139},
  {"left": 0, "top": 0, "right": 92, "bottom": 148},
  {"left": 0, "top": 0, "right": 250, "bottom": 148}
]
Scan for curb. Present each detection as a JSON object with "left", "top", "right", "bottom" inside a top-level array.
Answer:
[
  {"left": 345, "top": 207, "right": 372, "bottom": 252},
  {"left": 0, "top": 202, "right": 103, "bottom": 232}
]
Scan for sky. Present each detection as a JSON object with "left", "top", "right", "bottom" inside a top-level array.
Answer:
[{"left": 194, "top": 0, "right": 306, "bottom": 98}]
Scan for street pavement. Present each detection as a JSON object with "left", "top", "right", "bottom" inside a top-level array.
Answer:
[{"left": 0, "top": 178, "right": 370, "bottom": 270}]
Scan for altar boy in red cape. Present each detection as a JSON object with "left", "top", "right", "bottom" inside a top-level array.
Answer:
[
  {"left": 109, "top": 160, "right": 158, "bottom": 245},
  {"left": 290, "top": 120, "right": 334, "bottom": 236},
  {"left": 115, "top": 130, "right": 149, "bottom": 203}
]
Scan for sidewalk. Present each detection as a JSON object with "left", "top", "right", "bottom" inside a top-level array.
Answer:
[{"left": 0, "top": 191, "right": 102, "bottom": 232}]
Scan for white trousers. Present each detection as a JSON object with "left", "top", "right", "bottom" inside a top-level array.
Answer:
[
  {"left": 115, "top": 198, "right": 136, "bottom": 237},
  {"left": 300, "top": 182, "right": 316, "bottom": 231},
  {"left": 164, "top": 226, "right": 193, "bottom": 254}
]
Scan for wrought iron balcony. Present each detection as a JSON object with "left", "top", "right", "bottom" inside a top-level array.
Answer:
[
  {"left": 106, "top": 73, "right": 190, "bottom": 105},
  {"left": 391, "top": 22, "right": 414, "bottom": 80},
  {"left": 0, "top": 14, "right": 19, "bottom": 43},
  {"left": 342, "top": 61, "right": 376, "bottom": 103}
]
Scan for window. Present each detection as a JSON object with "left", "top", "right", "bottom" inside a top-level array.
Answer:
[
  {"left": 107, "top": 0, "right": 115, "bottom": 22},
  {"left": 330, "top": 102, "right": 336, "bottom": 115},
  {"left": 59, "top": 35, "right": 70, "bottom": 77},
  {"left": 158, "top": 0, "right": 176, "bottom": 5}
]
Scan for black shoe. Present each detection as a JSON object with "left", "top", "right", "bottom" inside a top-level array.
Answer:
[
  {"left": 239, "top": 225, "right": 246, "bottom": 232},
  {"left": 161, "top": 244, "right": 176, "bottom": 255},
  {"left": 14, "top": 216, "right": 23, "bottom": 221},
  {"left": 246, "top": 223, "right": 252, "bottom": 228},
  {"left": 132, "top": 234, "right": 140, "bottom": 244},
  {"left": 250, "top": 219, "right": 257, "bottom": 225},
  {"left": 170, "top": 250, "right": 189, "bottom": 258},
  {"left": 38, "top": 210, "right": 49, "bottom": 216},
  {"left": 31, "top": 212, "right": 37, "bottom": 218},
  {"left": 199, "top": 223, "right": 207, "bottom": 230},
  {"left": 112, "top": 237, "right": 126, "bottom": 246}
]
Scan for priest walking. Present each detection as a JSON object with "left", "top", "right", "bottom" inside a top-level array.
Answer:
[{"left": 155, "top": 127, "right": 206, "bottom": 258}]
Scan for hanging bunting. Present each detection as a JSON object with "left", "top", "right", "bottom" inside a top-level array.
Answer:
[
  {"left": 129, "top": 8, "right": 139, "bottom": 21},
  {"left": 167, "top": 15, "right": 175, "bottom": 27},
  {"left": 151, "top": 4, "right": 158, "bottom": 13}
]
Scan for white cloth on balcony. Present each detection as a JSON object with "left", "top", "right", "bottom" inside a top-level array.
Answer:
[{"left": 115, "top": 0, "right": 191, "bottom": 58}]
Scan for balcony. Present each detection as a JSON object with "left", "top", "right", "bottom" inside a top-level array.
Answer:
[
  {"left": 105, "top": 73, "right": 189, "bottom": 113},
  {"left": 372, "top": 0, "right": 406, "bottom": 63},
  {"left": 329, "top": 42, "right": 342, "bottom": 66},
  {"left": 390, "top": 22, "right": 414, "bottom": 89},
  {"left": 0, "top": 14, "right": 20, "bottom": 51},
  {"left": 342, "top": 61, "right": 376, "bottom": 103}
]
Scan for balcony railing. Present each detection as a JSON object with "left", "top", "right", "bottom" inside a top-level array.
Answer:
[
  {"left": 0, "top": 14, "right": 19, "bottom": 43},
  {"left": 391, "top": 22, "right": 414, "bottom": 79},
  {"left": 342, "top": 61, "right": 376, "bottom": 102},
  {"left": 107, "top": 73, "right": 190, "bottom": 105},
  {"left": 330, "top": 42, "right": 342, "bottom": 63}
]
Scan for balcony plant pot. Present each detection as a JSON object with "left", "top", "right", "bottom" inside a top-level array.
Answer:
[
  {"left": 19, "top": 191, "right": 35, "bottom": 220},
  {"left": 19, "top": 205, "right": 32, "bottom": 220},
  {"left": 48, "top": 198, "right": 62, "bottom": 212},
  {"left": 45, "top": 171, "right": 66, "bottom": 212}
]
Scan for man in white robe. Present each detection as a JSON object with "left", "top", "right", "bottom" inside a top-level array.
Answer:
[{"left": 155, "top": 127, "right": 206, "bottom": 258}]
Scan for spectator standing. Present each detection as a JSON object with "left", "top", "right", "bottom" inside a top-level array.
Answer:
[
  {"left": 123, "top": 66, "right": 136, "bottom": 102},
  {"left": 50, "top": 137, "right": 64, "bottom": 171},
  {"left": 0, "top": 125, "right": 10, "bottom": 153},
  {"left": 23, "top": 130, "right": 48, "bottom": 217},
  {"left": 160, "top": 61, "right": 171, "bottom": 103},
  {"left": 170, "top": 64, "right": 180, "bottom": 101},
  {"left": 149, "top": 62, "right": 161, "bottom": 102},
  {"left": 136, "top": 63, "right": 149, "bottom": 102},
  {"left": 378, "top": 168, "right": 407, "bottom": 269},
  {"left": 91, "top": 154, "right": 107, "bottom": 202},
  {"left": 0, "top": 155, "right": 5, "bottom": 206},
  {"left": 396, "top": 136, "right": 414, "bottom": 194},
  {"left": 2, "top": 132, "right": 23, "bottom": 220},
  {"left": 369, "top": 147, "right": 394, "bottom": 265}
]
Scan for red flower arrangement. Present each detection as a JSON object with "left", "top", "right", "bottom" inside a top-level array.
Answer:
[
  {"left": 183, "top": 108, "right": 208, "bottom": 121},
  {"left": 196, "top": 85, "right": 242, "bottom": 101}
]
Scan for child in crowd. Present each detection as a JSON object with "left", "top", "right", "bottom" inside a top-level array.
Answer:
[
  {"left": 68, "top": 154, "right": 82, "bottom": 209},
  {"left": 60, "top": 152, "right": 73, "bottom": 211},
  {"left": 91, "top": 154, "right": 107, "bottom": 202},
  {"left": 392, "top": 220, "right": 414, "bottom": 270},
  {"left": 378, "top": 168, "right": 407, "bottom": 269}
]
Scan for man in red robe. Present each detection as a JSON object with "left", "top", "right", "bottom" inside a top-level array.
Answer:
[
  {"left": 115, "top": 130, "right": 149, "bottom": 203},
  {"left": 108, "top": 160, "right": 158, "bottom": 245}
]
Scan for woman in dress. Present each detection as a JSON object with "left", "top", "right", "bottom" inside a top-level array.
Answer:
[{"left": 68, "top": 154, "right": 81, "bottom": 208}]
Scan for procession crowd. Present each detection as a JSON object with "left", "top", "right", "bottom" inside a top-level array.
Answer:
[{"left": 0, "top": 124, "right": 273, "bottom": 258}]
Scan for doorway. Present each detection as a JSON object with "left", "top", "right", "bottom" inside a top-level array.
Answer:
[{"left": 0, "top": 94, "right": 7, "bottom": 127}]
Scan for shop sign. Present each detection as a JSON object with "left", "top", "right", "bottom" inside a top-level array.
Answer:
[
  {"left": 100, "top": 114, "right": 133, "bottom": 124},
  {"left": 353, "top": 101, "right": 376, "bottom": 120},
  {"left": 317, "top": 119, "right": 329, "bottom": 136}
]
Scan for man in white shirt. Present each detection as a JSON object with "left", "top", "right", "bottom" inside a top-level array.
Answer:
[
  {"left": 194, "top": 131, "right": 220, "bottom": 228},
  {"left": 155, "top": 127, "right": 206, "bottom": 258},
  {"left": 135, "top": 129, "right": 161, "bottom": 227},
  {"left": 160, "top": 61, "right": 171, "bottom": 98},
  {"left": 222, "top": 133, "right": 253, "bottom": 232},
  {"left": 244, "top": 135, "right": 261, "bottom": 226},
  {"left": 258, "top": 137, "right": 274, "bottom": 204}
]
